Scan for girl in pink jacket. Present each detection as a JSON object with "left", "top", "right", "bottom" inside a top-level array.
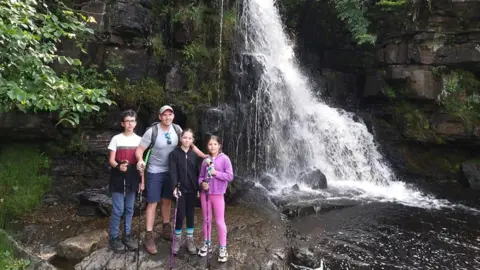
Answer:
[{"left": 197, "top": 135, "right": 234, "bottom": 263}]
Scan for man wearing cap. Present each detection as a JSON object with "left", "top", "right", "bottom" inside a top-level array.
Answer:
[{"left": 135, "top": 105, "right": 205, "bottom": 254}]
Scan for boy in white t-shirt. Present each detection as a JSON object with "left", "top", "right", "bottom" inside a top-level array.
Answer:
[{"left": 107, "top": 109, "right": 143, "bottom": 252}]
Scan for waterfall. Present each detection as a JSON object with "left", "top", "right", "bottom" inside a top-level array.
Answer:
[{"left": 239, "top": 0, "right": 395, "bottom": 188}]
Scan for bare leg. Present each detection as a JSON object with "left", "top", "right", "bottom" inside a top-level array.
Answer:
[
  {"left": 161, "top": 198, "right": 171, "bottom": 223},
  {"left": 145, "top": 202, "right": 157, "bottom": 231}
]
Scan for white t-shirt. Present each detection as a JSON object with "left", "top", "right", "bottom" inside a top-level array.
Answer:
[{"left": 108, "top": 133, "right": 141, "bottom": 163}]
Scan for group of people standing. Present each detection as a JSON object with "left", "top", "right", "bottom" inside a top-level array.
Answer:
[{"left": 106, "top": 105, "right": 234, "bottom": 263}]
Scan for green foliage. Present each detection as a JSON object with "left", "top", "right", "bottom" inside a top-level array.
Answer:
[
  {"left": 151, "top": 34, "right": 166, "bottom": 59},
  {"left": 64, "top": 131, "right": 89, "bottom": 154},
  {"left": 440, "top": 70, "right": 480, "bottom": 131},
  {"left": 394, "top": 102, "right": 439, "bottom": 143},
  {"left": 0, "top": 251, "right": 30, "bottom": 270},
  {"left": 331, "top": 0, "right": 376, "bottom": 44},
  {"left": 183, "top": 42, "right": 210, "bottom": 63},
  {"left": 0, "top": 0, "right": 113, "bottom": 126},
  {"left": 385, "top": 83, "right": 408, "bottom": 100},
  {"left": 222, "top": 7, "right": 237, "bottom": 43},
  {"left": 0, "top": 145, "right": 51, "bottom": 228},
  {"left": 113, "top": 78, "right": 165, "bottom": 112},
  {"left": 376, "top": 0, "right": 406, "bottom": 11},
  {"left": 172, "top": 2, "right": 206, "bottom": 32},
  {"left": 0, "top": 231, "right": 30, "bottom": 270},
  {"left": 149, "top": 0, "right": 235, "bottom": 111}
]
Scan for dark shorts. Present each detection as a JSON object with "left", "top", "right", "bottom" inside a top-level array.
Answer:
[{"left": 145, "top": 172, "right": 173, "bottom": 203}]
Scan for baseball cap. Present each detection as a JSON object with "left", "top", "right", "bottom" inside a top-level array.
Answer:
[{"left": 159, "top": 105, "right": 174, "bottom": 114}]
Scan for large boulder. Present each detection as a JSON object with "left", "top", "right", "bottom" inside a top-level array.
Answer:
[
  {"left": 76, "top": 188, "right": 145, "bottom": 217},
  {"left": 105, "top": 0, "right": 152, "bottom": 37},
  {"left": 57, "top": 229, "right": 108, "bottom": 260},
  {"left": 298, "top": 169, "right": 328, "bottom": 190},
  {"left": 259, "top": 174, "right": 277, "bottom": 191}
]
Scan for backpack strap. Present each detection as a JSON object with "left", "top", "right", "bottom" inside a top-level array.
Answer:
[
  {"left": 172, "top": 124, "right": 182, "bottom": 138},
  {"left": 149, "top": 124, "right": 158, "bottom": 150},
  {"left": 172, "top": 124, "right": 182, "bottom": 146}
]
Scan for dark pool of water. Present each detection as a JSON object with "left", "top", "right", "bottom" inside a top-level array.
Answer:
[{"left": 290, "top": 185, "right": 480, "bottom": 270}]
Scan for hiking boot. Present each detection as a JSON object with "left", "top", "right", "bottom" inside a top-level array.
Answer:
[
  {"left": 185, "top": 237, "right": 197, "bottom": 255},
  {"left": 198, "top": 242, "right": 212, "bottom": 257},
  {"left": 122, "top": 235, "right": 138, "bottom": 251},
  {"left": 143, "top": 231, "right": 157, "bottom": 254},
  {"left": 218, "top": 247, "right": 228, "bottom": 263},
  {"left": 161, "top": 223, "right": 173, "bottom": 241},
  {"left": 109, "top": 238, "right": 125, "bottom": 253},
  {"left": 172, "top": 235, "right": 182, "bottom": 255}
]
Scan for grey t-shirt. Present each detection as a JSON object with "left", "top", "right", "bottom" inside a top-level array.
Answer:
[{"left": 139, "top": 124, "right": 182, "bottom": 173}]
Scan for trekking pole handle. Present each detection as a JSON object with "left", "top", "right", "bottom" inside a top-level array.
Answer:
[{"left": 174, "top": 183, "right": 181, "bottom": 198}]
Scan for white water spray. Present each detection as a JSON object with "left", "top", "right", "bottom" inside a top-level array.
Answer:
[{"left": 239, "top": 0, "right": 475, "bottom": 211}]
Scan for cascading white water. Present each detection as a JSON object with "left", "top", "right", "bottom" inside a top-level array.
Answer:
[
  {"left": 238, "top": 0, "right": 467, "bottom": 210},
  {"left": 241, "top": 0, "right": 394, "bottom": 184}
]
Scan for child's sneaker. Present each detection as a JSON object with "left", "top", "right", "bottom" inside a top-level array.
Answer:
[
  {"left": 198, "top": 242, "right": 212, "bottom": 257},
  {"left": 218, "top": 247, "right": 228, "bottom": 263}
]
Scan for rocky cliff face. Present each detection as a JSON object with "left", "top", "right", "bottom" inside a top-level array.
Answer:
[
  {"left": 1, "top": 0, "right": 479, "bottom": 186},
  {"left": 1, "top": 0, "right": 236, "bottom": 145},
  {"left": 284, "top": 0, "right": 480, "bottom": 183}
]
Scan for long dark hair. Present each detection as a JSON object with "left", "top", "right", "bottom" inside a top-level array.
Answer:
[{"left": 207, "top": 135, "right": 223, "bottom": 154}]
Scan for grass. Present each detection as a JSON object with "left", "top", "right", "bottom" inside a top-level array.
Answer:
[
  {"left": 0, "top": 145, "right": 51, "bottom": 269},
  {"left": 0, "top": 144, "right": 51, "bottom": 228},
  {"left": 0, "top": 230, "right": 30, "bottom": 269}
]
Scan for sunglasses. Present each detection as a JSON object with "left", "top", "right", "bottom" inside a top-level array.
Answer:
[{"left": 165, "top": 132, "right": 172, "bottom": 145}]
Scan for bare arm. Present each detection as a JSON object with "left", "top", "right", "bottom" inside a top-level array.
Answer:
[
  {"left": 108, "top": 150, "right": 118, "bottom": 168},
  {"left": 191, "top": 144, "right": 207, "bottom": 159},
  {"left": 135, "top": 144, "right": 147, "bottom": 163}
]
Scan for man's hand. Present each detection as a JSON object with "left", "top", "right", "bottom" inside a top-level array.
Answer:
[
  {"left": 137, "top": 160, "right": 146, "bottom": 171},
  {"left": 139, "top": 182, "right": 145, "bottom": 192},
  {"left": 201, "top": 181, "right": 209, "bottom": 191}
]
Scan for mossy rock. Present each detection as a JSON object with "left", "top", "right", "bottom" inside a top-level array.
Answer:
[{"left": 393, "top": 102, "right": 444, "bottom": 143}]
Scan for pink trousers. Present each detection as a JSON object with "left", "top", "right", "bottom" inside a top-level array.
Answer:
[{"left": 200, "top": 193, "right": 227, "bottom": 246}]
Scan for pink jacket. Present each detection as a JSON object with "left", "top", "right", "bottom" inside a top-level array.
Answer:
[{"left": 198, "top": 153, "right": 234, "bottom": 194}]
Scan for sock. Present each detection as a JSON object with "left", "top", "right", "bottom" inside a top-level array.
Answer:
[
  {"left": 186, "top": 228, "right": 194, "bottom": 238},
  {"left": 204, "top": 239, "right": 211, "bottom": 245},
  {"left": 163, "top": 222, "right": 169, "bottom": 228},
  {"left": 175, "top": 229, "right": 182, "bottom": 237},
  {"left": 220, "top": 245, "right": 227, "bottom": 249}
]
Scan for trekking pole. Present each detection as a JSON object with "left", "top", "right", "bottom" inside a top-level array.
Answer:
[
  {"left": 205, "top": 182, "right": 211, "bottom": 270},
  {"left": 205, "top": 158, "right": 214, "bottom": 269},
  {"left": 170, "top": 183, "right": 181, "bottom": 270},
  {"left": 121, "top": 160, "right": 128, "bottom": 270},
  {"left": 136, "top": 187, "right": 142, "bottom": 269}
]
